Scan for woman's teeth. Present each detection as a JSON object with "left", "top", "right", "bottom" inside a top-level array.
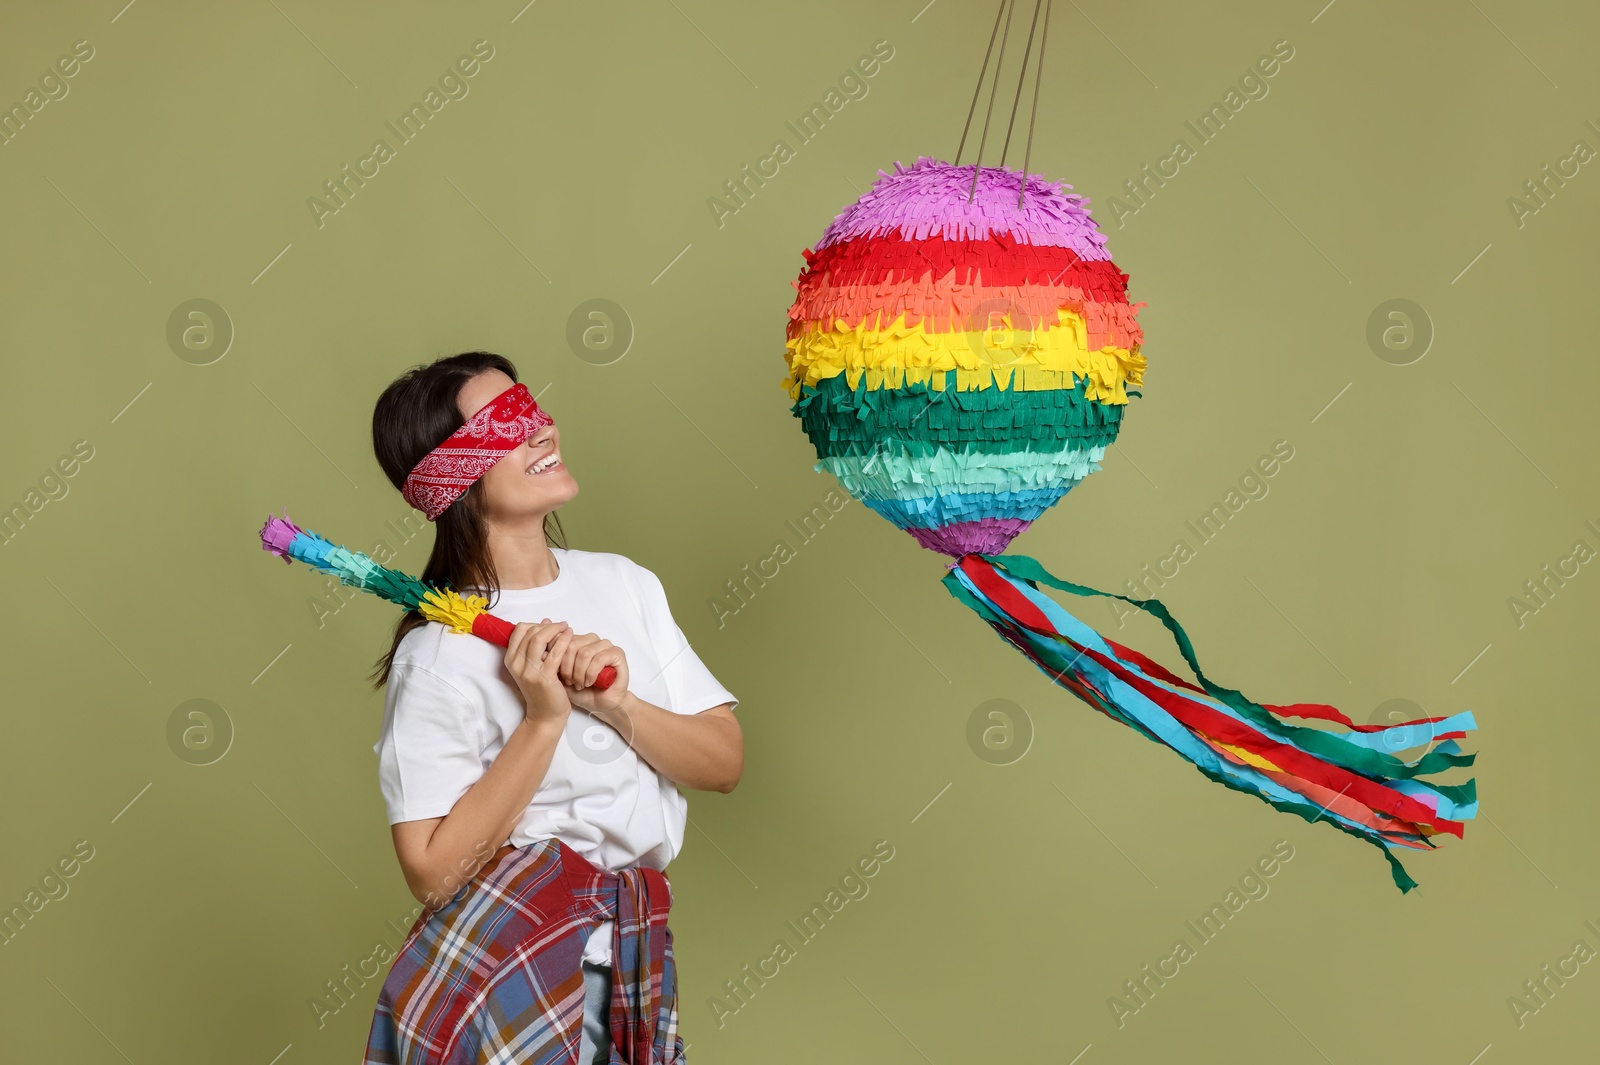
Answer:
[{"left": 528, "top": 453, "right": 561, "bottom": 475}]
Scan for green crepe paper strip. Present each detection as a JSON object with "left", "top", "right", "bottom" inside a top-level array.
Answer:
[
  {"left": 939, "top": 560, "right": 1433, "bottom": 894},
  {"left": 370, "top": 565, "right": 434, "bottom": 606},
  {"left": 334, "top": 543, "right": 434, "bottom": 605},
  {"left": 818, "top": 443, "right": 1106, "bottom": 501},
  {"left": 969, "top": 554, "right": 1477, "bottom": 783},
  {"left": 1423, "top": 780, "right": 1478, "bottom": 806},
  {"left": 327, "top": 546, "right": 380, "bottom": 586},
  {"left": 791, "top": 369, "right": 1126, "bottom": 460}
]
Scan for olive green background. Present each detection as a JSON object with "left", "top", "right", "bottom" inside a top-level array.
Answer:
[{"left": 2, "top": 0, "right": 1596, "bottom": 1061}]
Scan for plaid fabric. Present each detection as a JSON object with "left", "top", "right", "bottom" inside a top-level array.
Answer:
[{"left": 363, "top": 836, "right": 685, "bottom": 1064}]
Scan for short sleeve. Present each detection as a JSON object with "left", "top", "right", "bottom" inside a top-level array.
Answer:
[
  {"left": 633, "top": 565, "right": 739, "bottom": 716},
  {"left": 373, "top": 663, "right": 486, "bottom": 824}
]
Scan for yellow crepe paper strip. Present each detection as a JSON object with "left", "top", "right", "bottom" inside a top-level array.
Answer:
[
  {"left": 1210, "top": 738, "right": 1285, "bottom": 775},
  {"left": 1208, "top": 736, "right": 1443, "bottom": 842},
  {"left": 782, "top": 306, "right": 1146, "bottom": 403},
  {"left": 418, "top": 586, "right": 490, "bottom": 636}
]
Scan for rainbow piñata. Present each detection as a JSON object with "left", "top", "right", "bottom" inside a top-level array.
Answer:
[
  {"left": 784, "top": 156, "right": 1145, "bottom": 557},
  {"left": 780, "top": 158, "right": 1477, "bottom": 892}
]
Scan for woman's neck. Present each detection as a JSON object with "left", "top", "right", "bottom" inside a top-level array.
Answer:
[{"left": 484, "top": 519, "right": 560, "bottom": 589}]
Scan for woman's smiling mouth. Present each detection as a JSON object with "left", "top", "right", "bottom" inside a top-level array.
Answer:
[{"left": 527, "top": 451, "right": 562, "bottom": 475}]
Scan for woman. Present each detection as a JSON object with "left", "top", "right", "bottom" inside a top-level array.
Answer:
[{"left": 361, "top": 351, "right": 743, "bottom": 1064}]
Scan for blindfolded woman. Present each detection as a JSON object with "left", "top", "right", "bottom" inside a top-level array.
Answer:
[{"left": 362, "top": 351, "right": 742, "bottom": 1064}]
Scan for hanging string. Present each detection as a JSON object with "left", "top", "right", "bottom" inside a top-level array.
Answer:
[
  {"left": 999, "top": 0, "right": 1045, "bottom": 169},
  {"left": 1018, "top": 0, "right": 1052, "bottom": 208},
  {"left": 954, "top": 0, "right": 1009, "bottom": 167},
  {"left": 967, "top": 0, "right": 1018, "bottom": 204}
]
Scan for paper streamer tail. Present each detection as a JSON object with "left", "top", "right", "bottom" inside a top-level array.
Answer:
[{"left": 941, "top": 553, "right": 1478, "bottom": 894}]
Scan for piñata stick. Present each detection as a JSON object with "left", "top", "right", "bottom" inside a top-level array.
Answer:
[{"left": 258, "top": 512, "right": 617, "bottom": 690}]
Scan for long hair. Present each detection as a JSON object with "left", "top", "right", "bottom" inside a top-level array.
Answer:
[{"left": 368, "top": 351, "right": 567, "bottom": 690}]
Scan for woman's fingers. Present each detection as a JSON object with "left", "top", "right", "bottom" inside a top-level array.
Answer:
[
  {"left": 567, "top": 642, "right": 597, "bottom": 688},
  {"left": 556, "top": 633, "right": 582, "bottom": 680},
  {"left": 596, "top": 646, "right": 622, "bottom": 689},
  {"left": 505, "top": 620, "right": 568, "bottom": 681},
  {"left": 550, "top": 632, "right": 601, "bottom": 688},
  {"left": 504, "top": 623, "right": 535, "bottom": 677},
  {"left": 588, "top": 644, "right": 619, "bottom": 689},
  {"left": 573, "top": 641, "right": 614, "bottom": 689},
  {"left": 541, "top": 628, "right": 573, "bottom": 676},
  {"left": 504, "top": 621, "right": 632, "bottom": 693}
]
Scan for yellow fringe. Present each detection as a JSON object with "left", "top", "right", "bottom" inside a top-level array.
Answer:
[
  {"left": 781, "top": 307, "right": 1146, "bottom": 403},
  {"left": 418, "top": 587, "right": 488, "bottom": 635}
]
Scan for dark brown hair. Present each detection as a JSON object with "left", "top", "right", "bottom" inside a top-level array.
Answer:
[{"left": 368, "top": 351, "right": 567, "bottom": 690}]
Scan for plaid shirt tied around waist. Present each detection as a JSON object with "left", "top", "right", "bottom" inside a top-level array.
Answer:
[{"left": 363, "top": 836, "right": 685, "bottom": 1064}]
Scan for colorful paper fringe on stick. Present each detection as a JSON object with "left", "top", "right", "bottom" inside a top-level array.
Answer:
[
  {"left": 257, "top": 512, "right": 616, "bottom": 689},
  {"left": 782, "top": 158, "right": 1476, "bottom": 892}
]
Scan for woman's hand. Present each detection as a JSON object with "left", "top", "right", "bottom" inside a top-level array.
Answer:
[
  {"left": 504, "top": 619, "right": 575, "bottom": 727},
  {"left": 556, "top": 631, "right": 629, "bottom": 718}
]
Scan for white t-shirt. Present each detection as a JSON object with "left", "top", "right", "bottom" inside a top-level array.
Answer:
[{"left": 372, "top": 546, "right": 738, "bottom": 966}]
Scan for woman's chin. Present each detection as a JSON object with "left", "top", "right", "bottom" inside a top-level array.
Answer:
[{"left": 532, "top": 471, "right": 578, "bottom": 502}]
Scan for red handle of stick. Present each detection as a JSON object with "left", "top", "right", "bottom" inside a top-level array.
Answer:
[{"left": 469, "top": 612, "right": 618, "bottom": 690}]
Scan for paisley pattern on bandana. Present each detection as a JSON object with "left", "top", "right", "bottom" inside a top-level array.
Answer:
[{"left": 402, "top": 382, "right": 553, "bottom": 520}]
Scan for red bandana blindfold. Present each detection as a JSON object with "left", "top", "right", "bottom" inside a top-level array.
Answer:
[{"left": 402, "top": 382, "right": 554, "bottom": 520}]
